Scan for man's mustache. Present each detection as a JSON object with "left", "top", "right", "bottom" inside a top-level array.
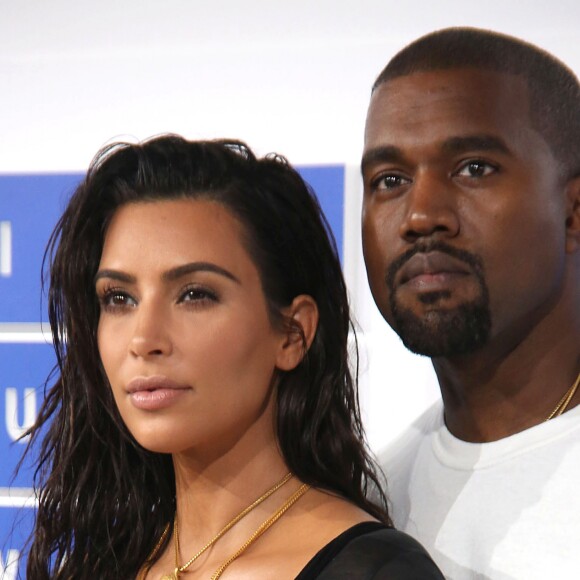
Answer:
[{"left": 385, "top": 241, "right": 485, "bottom": 290}]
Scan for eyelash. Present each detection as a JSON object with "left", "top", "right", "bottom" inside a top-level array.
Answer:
[
  {"left": 454, "top": 159, "right": 499, "bottom": 178},
  {"left": 369, "top": 172, "right": 410, "bottom": 192},
  {"left": 177, "top": 285, "right": 219, "bottom": 306},
  {"left": 98, "top": 286, "right": 136, "bottom": 313}
]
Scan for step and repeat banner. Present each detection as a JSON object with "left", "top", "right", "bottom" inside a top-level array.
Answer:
[{"left": 0, "top": 166, "right": 345, "bottom": 577}]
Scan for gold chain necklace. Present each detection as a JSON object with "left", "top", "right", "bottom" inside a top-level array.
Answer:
[
  {"left": 210, "top": 482, "right": 310, "bottom": 579},
  {"left": 165, "top": 481, "right": 310, "bottom": 580},
  {"left": 138, "top": 472, "right": 296, "bottom": 580},
  {"left": 545, "top": 370, "right": 580, "bottom": 421}
]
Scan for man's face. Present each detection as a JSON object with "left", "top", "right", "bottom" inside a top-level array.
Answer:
[{"left": 361, "top": 68, "right": 568, "bottom": 357}]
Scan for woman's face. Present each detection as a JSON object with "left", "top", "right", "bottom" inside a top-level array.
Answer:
[{"left": 96, "top": 199, "right": 289, "bottom": 457}]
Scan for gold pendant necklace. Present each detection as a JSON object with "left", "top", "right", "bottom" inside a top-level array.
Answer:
[
  {"left": 138, "top": 472, "right": 295, "bottom": 579},
  {"left": 157, "top": 482, "right": 310, "bottom": 579},
  {"left": 210, "top": 482, "right": 310, "bottom": 579},
  {"left": 171, "top": 472, "right": 295, "bottom": 577},
  {"left": 168, "top": 480, "right": 309, "bottom": 579},
  {"left": 545, "top": 370, "right": 580, "bottom": 421}
]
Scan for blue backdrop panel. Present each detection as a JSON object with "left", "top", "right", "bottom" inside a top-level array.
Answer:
[
  {"left": 297, "top": 165, "right": 344, "bottom": 261},
  {"left": 0, "top": 174, "right": 83, "bottom": 322}
]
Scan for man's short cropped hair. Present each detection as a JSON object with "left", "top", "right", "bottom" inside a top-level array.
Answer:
[{"left": 373, "top": 27, "right": 580, "bottom": 179}]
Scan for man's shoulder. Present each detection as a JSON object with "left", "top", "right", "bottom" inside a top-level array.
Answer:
[{"left": 378, "top": 400, "right": 444, "bottom": 473}]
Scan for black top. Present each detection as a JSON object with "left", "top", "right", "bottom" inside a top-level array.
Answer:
[{"left": 295, "top": 522, "right": 444, "bottom": 579}]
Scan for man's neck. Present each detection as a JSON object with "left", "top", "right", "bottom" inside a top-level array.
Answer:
[{"left": 433, "top": 320, "right": 580, "bottom": 443}]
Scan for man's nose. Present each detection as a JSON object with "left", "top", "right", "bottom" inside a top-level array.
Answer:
[{"left": 399, "top": 171, "right": 460, "bottom": 242}]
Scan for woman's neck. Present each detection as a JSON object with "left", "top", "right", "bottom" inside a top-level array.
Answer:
[{"left": 170, "top": 428, "right": 291, "bottom": 545}]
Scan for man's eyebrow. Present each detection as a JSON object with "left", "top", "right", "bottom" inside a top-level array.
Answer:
[
  {"left": 361, "top": 145, "right": 406, "bottom": 175},
  {"left": 94, "top": 262, "right": 241, "bottom": 285},
  {"left": 361, "top": 136, "right": 511, "bottom": 175},
  {"left": 442, "top": 135, "right": 511, "bottom": 155}
]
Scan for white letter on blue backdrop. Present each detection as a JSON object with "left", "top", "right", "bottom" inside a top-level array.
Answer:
[
  {"left": 0, "top": 549, "right": 19, "bottom": 580},
  {"left": 0, "top": 221, "right": 12, "bottom": 277},
  {"left": 5, "top": 388, "right": 37, "bottom": 442}
]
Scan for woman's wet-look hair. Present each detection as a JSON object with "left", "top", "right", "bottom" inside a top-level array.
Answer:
[{"left": 23, "top": 135, "right": 390, "bottom": 579}]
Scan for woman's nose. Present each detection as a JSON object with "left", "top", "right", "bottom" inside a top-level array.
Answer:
[{"left": 129, "top": 303, "right": 173, "bottom": 358}]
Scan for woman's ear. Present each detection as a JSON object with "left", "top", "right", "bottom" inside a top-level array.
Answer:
[
  {"left": 276, "top": 295, "right": 319, "bottom": 371},
  {"left": 565, "top": 176, "right": 580, "bottom": 253}
]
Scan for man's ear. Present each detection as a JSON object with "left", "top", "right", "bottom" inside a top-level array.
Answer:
[
  {"left": 565, "top": 176, "right": 580, "bottom": 253},
  {"left": 276, "top": 295, "right": 319, "bottom": 371}
]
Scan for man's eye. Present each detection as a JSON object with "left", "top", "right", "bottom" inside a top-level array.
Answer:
[
  {"left": 456, "top": 160, "right": 497, "bottom": 178},
  {"left": 372, "top": 174, "right": 410, "bottom": 191}
]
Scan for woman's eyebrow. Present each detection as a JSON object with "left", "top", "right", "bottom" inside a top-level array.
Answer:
[
  {"left": 162, "top": 261, "right": 241, "bottom": 284},
  {"left": 94, "top": 269, "right": 135, "bottom": 284},
  {"left": 95, "top": 262, "right": 241, "bottom": 285}
]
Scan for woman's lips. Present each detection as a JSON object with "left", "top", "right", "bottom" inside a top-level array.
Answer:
[{"left": 125, "top": 376, "right": 191, "bottom": 411}]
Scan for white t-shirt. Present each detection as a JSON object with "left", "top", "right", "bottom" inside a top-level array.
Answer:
[{"left": 379, "top": 401, "right": 580, "bottom": 580}]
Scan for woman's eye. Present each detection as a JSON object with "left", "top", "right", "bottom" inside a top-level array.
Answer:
[
  {"left": 178, "top": 287, "right": 218, "bottom": 305},
  {"left": 99, "top": 289, "right": 136, "bottom": 311},
  {"left": 456, "top": 160, "right": 497, "bottom": 178}
]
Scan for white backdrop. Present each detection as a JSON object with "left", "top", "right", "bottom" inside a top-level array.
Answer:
[{"left": 1, "top": 0, "right": 579, "bottom": 452}]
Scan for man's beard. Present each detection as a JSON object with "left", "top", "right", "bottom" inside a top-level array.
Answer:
[{"left": 386, "top": 242, "right": 492, "bottom": 358}]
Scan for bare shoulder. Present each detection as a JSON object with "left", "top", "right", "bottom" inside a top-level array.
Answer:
[
  {"left": 299, "top": 487, "right": 379, "bottom": 528},
  {"left": 274, "top": 486, "right": 380, "bottom": 553},
  {"left": 236, "top": 487, "right": 382, "bottom": 579}
]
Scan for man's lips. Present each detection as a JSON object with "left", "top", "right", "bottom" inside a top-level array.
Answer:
[{"left": 397, "top": 251, "right": 471, "bottom": 288}]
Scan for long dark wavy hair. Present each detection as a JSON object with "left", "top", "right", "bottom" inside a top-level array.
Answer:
[{"left": 23, "top": 135, "right": 390, "bottom": 579}]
